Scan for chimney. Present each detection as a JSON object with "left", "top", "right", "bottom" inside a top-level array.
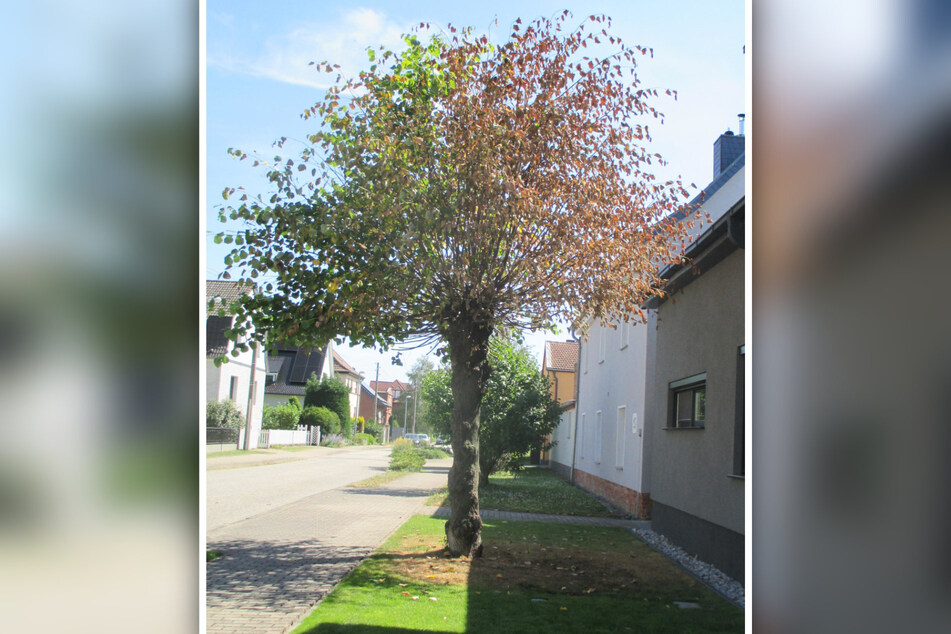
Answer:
[{"left": 713, "top": 121, "right": 745, "bottom": 178}]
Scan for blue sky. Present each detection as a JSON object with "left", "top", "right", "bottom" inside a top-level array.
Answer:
[{"left": 206, "top": 1, "right": 746, "bottom": 382}]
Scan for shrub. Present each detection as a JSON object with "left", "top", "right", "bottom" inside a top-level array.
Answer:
[
  {"left": 417, "top": 446, "right": 450, "bottom": 459},
  {"left": 321, "top": 433, "right": 346, "bottom": 447},
  {"left": 305, "top": 375, "right": 352, "bottom": 437},
  {"left": 262, "top": 400, "right": 301, "bottom": 430},
  {"left": 301, "top": 406, "right": 340, "bottom": 435},
  {"left": 206, "top": 399, "right": 243, "bottom": 429},
  {"left": 353, "top": 433, "right": 378, "bottom": 446},
  {"left": 392, "top": 437, "right": 414, "bottom": 450},
  {"left": 389, "top": 450, "right": 425, "bottom": 472},
  {"left": 363, "top": 418, "right": 384, "bottom": 442}
]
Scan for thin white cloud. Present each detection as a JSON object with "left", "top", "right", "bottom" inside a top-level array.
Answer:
[{"left": 210, "top": 8, "right": 413, "bottom": 89}]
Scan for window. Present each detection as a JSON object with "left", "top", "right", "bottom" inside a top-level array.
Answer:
[
  {"left": 733, "top": 346, "right": 745, "bottom": 476},
  {"left": 598, "top": 331, "right": 606, "bottom": 363},
  {"left": 595, "top": 410, "right": 602, "bottom": 464},
  {"left": 615, "top": 406, "right": 626, "bottom": 468},
  {"left": 668, "top": 373, "right": 706, "bottom": 429},
  {"left": 229, "top": 376, "right": 239, "bottom": 401},
  {"left": 579, "top": 413, "right": 586, "bottom": 458}
]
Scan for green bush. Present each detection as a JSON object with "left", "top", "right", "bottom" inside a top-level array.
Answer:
[
  {"left": 363, "top": 418, "right": 384, "bottom": 442},
  {"left": 305, "top": 375, "right": 352, "bottom": 437},
  {"left": 417, "top": 446, "right": 450, "bottom": 459},
  {"left": 300, "top": 406, "right": 340, "bottom": 435},
  {"left": 389, "top": 450, "right": 425, "bottom": 472},
  {"left": 353, "top": 433, "right": 378, "bottom": 446},
  {"left": 262, "top": 399, "right": 301, "bottom": 430},
  {"left": 206, "top": 399, "right": 243, "bottom": 429}
]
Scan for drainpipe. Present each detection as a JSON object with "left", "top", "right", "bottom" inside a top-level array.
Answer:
[{"left": 568, "top": 329, "right": 583, "bottom": 485}]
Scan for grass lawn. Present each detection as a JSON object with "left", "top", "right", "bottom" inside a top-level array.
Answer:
[
  {"left": 426, "top": 466, "right": 621, "bottom": 517},
  {"left": 291, "top": 515, "right": 742, "bottom": 633},
  {"left": 349, "top": 471, "right": 412, "bottom": 488},
  {"left": 272, "top": 445, "right": 318, "bottom": 452}
]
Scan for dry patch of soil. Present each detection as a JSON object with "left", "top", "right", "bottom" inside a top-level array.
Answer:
[{"left": 381, "top": 529, "right": 699, "bottom": 596}]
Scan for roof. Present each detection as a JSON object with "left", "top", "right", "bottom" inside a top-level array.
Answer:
[
  {"left": 361, "top": 382, "right": 389, "bottom": 407},
  {"left": 206, "top": 315, "right": 233, "bottom": 358},
  {"left": 332, "top": 350, "right": 361, "bottom": 377},
  {"left": 644, "top": 198, "right": 745, "bottom": 310},
  {"left": 371, "top": 379, "right": 410, "bottom": 393},
  {"left": 206, "top": 279, "right": 254, "bottom": 313},
  {"left": 544, "top": 341, "right": 579, "bottom": 372},
  {"left": 668, "top": 148, "right": 745, "bottom": 225},
  {"left": 263, "top": 343, "right": 329, "bottom": 396}
]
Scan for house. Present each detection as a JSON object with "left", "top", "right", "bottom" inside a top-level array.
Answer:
[
  {"left": 565, "top": 127, "right": 745, "bottom": 580},
  {"left": 370, "top": 379, "right": 411, "bottom": 429},
  {"left": 332, "top": 350, "right": 363, "bottom": 421},
  {"left": 206, "top": 280, "right": 266, "bottom": 447},
  {"left": 539, "top": 340, "right": 579, "bottom": 465},
  {"left": 263, "top": 342, "right": 334, "bottom": 409},
  {"left": 642, "top": 185, "right": 745, "bottom": 583},
  {"left": 358, "top": 382, "right": 391, "bottom": 428},
  {"left": 542, "top": 341, "right": 579, "bottom": 404}
]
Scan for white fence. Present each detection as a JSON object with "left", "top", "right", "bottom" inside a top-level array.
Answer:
[{"left": 240, "top": 426, "right": 321, "bottom": 449}]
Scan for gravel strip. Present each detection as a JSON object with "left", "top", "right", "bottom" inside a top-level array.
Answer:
[{"left": 633, "top": 528, "right": 745, "bottom": 608}]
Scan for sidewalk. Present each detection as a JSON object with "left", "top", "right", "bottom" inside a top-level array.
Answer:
[
  {"left": 206, "top": 458, "right": 451, "bottom": 634},
  {"left": 206, "top": 444, "right": 381, "bottom": 471}
]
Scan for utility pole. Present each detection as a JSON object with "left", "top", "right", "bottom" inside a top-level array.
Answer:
[
  {"left": 403, "top": 393, "right": 410, "bottom": 433},
  {"left": 371, "top": 361, "right": 380, "bottom": 429},
  {"left": 243, "top": 341, "right": 258, "bottom": 450},
  {"left": 412, "top": 386, "right": 418, "bottom": 434}
]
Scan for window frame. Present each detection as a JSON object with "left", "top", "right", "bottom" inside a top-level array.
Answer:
[
  {"left": 594, "top": 410, "right": 603, "bottom": 464},
  {"left": 615, "top": 405, "right": 626, "bottom": 469},
  {"left": 667, "top": 373, "right": 707, "bottom": 430},
  {"left": 732, "top": 345, "right": 745, "bottom": 476},
  {"left": 579, "top": 413, "right": 586, "bottom": 458}
]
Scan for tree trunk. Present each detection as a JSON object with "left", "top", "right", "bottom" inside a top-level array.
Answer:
[{"left": 445, "top": 318, "right": 492, "bottom": 558}]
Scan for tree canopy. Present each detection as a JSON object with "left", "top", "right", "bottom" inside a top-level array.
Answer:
[{"left": 215, "top": 12, "right": 691, "bottom": 557}]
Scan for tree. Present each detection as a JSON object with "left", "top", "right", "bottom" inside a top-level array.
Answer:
[
  {"left": 304, "top": 374, "right": 352, "bottom": 437},
  {"left": 406, "top": 356, "right": 436, "bottom": 433},
  {"left": 206, "top": 399, "right": 243, "bottom": 430},
  {"left": 216, "top": 13, "right": 690, "bottom": 557},
  {"left": 422, "top": 335, "right": 561, "bottom": 484}
]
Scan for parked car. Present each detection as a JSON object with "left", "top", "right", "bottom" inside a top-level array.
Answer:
[{"left": 403, "top": 433, "right": 430, "bottom": 446}]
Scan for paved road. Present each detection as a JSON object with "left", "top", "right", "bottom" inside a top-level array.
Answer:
[
  {"left": 206, "top": 450, "right": 451, "bottom": 634},
  {"left": 207, "top": 445, "right": 392, "bottom": 532}
]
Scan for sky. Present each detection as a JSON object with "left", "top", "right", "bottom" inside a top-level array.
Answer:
[{"left": 205, "top": 0, "right": 746, "bottom": 383}]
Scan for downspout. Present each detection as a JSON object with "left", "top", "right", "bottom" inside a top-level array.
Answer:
[{"left": 568, "top": 329, "right": 583, "bottom": 485}]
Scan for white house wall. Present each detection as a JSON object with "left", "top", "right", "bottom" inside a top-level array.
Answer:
[
  {"left": 568, "top": 314, "right": 652, "bottom": 517},
  {"left": 206, "top": 346, "right": 266, "bottom": 449}
]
